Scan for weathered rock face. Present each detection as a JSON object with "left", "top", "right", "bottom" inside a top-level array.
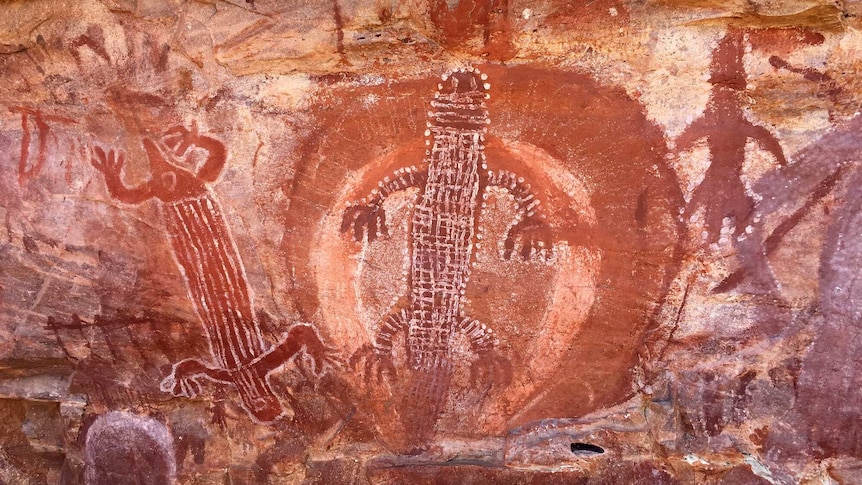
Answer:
[{"left": 1, "top": 1, "right": 861, "bottom": 483}]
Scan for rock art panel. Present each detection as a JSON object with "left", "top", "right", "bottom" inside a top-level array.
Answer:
[
  {"left": 286, "top": 64, "right": 685, "bottom": 449},
  {"left": 1, "top": 1, "right": 861, "bottom": 482}
]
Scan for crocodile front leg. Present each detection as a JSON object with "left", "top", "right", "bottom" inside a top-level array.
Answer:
[
  {"left": 342, "top": 166, "right": 427, "bottom": 242},
  {"left": 484, "top": 169, "right": 554, "bottom": 260},
  {"left": 160, "top": 359, "right": 284, "bottom": 423},
  {"left": 160, "top": 358, "right": 232, "bottom": 399}
]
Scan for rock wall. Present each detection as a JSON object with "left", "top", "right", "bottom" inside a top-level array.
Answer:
[{"left": 1, "top": 1, "right": 861, "bottom": 483}]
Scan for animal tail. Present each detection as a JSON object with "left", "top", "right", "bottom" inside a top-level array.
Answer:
[
  {"left": 230, "top": 366, "right": 284, "bottom": 424},
  {"left": 400, "top": 360, "right": 453, "bottom": 450}
]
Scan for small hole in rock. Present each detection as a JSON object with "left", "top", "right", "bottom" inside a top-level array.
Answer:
[{"left": 570, "top": 442, "right": 604, "bottom": 454}]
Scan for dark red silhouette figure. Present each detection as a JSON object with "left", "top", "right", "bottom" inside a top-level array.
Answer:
[
  {"left": 10, "top": 106, "right": 77, "bottom": 185},
  {"left": 90, "top": 124, "right": 336, "bottom": 424},
  {"left": 677, "top": 30, "right": 788, "bottom": 294}
]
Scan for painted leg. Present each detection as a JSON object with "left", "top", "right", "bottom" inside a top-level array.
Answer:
[
  {"left": 456, "top": 316, "right": 512, "bottom": 388},
  {"left": 350, "top": 309, "right": 408, "bottom": 384}
]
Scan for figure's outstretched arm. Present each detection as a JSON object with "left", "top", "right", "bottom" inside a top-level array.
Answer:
[
  {"left": 484, "top": 169, "right": 554, "bottom": 260},
  {"left": 90, "top": 146, "right": 156, "bottom": 204},
  {"left": 342, "top": 166, "right": 428, "bottom": 242},
  {"left": 747, "top": 124, "right": 788, "bottom": 167}
]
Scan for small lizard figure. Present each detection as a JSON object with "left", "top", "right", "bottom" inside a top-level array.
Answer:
[
  {"left": 90, "top": 124, "right": 337, "bottom": 424},
  {"left": 343, "top": 68, "right": 554, "bottom": 446}
]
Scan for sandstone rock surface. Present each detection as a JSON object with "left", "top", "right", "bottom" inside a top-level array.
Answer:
[{"left": 1, "top": 1, "right": 861, "bottom": 483}]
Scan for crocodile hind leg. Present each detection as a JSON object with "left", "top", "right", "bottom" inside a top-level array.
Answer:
[
  {"left": 350, "top": 308, "right": 409, "bottom": 384},
  {"left": 456, "top": 316, "right": 512, "bottom": 389}
]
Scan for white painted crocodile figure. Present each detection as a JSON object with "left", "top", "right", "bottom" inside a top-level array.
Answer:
[{"left": 343, "top": 68, "right": 556, "bottom": 446}]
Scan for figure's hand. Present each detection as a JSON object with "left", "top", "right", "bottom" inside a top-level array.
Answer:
[
  {"left": 160, "top": 358, "right": 210, "bottom": 398},
  {"left": 90, "top": 146, "right": 125, "bottom": 179},
  {"left": 341, "top": 201, "right": 388, "bottom": 242},
  {"left": 769, "top": 55, "right": 789, "bottom": 70},
  {"left": 161, "top": 122, "right": 199, "bottom": 158},
  {"left": 504, "top": 216, "right": 554, "bottom": 260},
  {"left": 349, "top": 344, "right": 397, "bottom": 385},
  {"left": 300, "top": 334, "right": 342, "bottom": 377},
  {"left": 209, "top": 400, "right": 229, "bottom": 431},
  {"left": 470, "top": 348, "right": 512, "bottom": 390}
]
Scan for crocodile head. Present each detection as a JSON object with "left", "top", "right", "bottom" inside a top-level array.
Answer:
[
  {"left": 439, "top": 68, "right": 487, "bottom": 96},
  {"left": 430, "top": 67, "right": 490, "bottom": 131}
]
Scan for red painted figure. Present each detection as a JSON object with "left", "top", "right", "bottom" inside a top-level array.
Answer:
[
  {"left": 343, "top": 69, "right": 556, "bottom": 447},
  {"left": 677, "top": 30, "right": 788, "bottom": 294},
  {"left": 90, "top": 124, "right": 336, "bottom": 424}
]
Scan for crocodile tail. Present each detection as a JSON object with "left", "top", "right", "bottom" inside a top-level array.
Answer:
[
  {"left": 230, "top": 366, "right": 284, "bottom": 424},
  {"left": 400, "top": 359, "right": 453, "bottom": 448}
]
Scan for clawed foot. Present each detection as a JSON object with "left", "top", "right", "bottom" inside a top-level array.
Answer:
[
  {"left": 160, "top": 358, "right": 215, "bottom": 398},
  {"left": 349, "top": 344, "right": 397, "bottom": 385},
  {"left": 504, "top": 217, "right": 554, "bottom": 260},
  {"left": 342, "top": 202, "right": 388, "bottom": 242},
  {"left": 470, "top": 349, "right": 512, "bottom": 390},
  {"left": 279, "top": 323, "right": 342, "bottom": 378},
  {"left": 300, "top": 337, "right": 342, "bottom": 378}
]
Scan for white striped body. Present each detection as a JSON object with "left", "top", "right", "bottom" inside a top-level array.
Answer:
[
  {"left": 163, "top": 194, "right": 267, "bottom": 371},
  {"left": 397, "top": 72, "right": 490, "bottom": 434},
  {"left": 406, "top": 70, "right": 488, "bottom": 372}
]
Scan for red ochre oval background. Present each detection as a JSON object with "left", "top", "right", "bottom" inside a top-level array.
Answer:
[{"left": 278, "top": 64, "right": 685, "bottom": 431}]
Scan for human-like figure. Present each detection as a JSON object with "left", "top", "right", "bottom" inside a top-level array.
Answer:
[
  {"left": 90, "top": 124, "right": 337, "bottom": 424},
  {"left": 677, "top": 29, "right": 788, "bottom": 294}
]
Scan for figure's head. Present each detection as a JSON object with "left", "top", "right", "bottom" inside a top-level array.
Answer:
[
  {"left": 429, "top": 67, "right": 490, "bottom": 131},
  {"left": 142, "top": 134, "right": 195, "bottom": 175},
  {"left": 709, "top": 29, "right": 747, "bottom": 90}
]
